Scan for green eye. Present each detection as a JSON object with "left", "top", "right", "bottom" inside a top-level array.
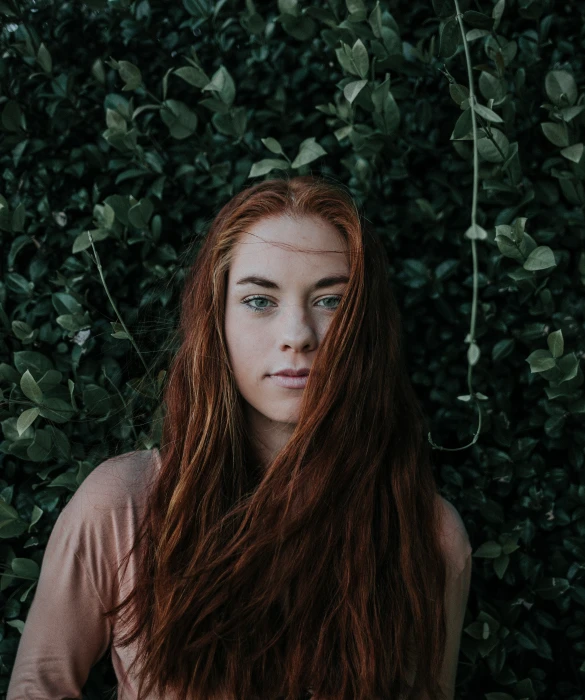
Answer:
[{"left": 242, "top": 296, "right": 342, "bottom": 313}]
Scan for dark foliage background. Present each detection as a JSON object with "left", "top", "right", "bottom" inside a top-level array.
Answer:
[{"left": 1, "top": 0, "right": 584, "bottom": 697}]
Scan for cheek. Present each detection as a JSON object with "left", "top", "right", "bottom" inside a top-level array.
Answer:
[{"left": 225, "top": 316, "right": 263, "bottom": 376}]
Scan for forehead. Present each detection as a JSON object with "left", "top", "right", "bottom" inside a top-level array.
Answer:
[{"left": 228, "top": 215, "right": 348, "bottom": 277}]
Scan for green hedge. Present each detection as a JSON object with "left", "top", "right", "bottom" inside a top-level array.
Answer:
[{"left": 1, "top": 0, "right": 584, "bottom": 697}]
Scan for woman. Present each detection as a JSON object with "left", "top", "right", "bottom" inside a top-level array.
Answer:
[{"left": 6, "top": 175, "right": 472, "bottom": 700}]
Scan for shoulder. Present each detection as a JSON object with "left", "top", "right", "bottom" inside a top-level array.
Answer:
[
  {"left": 435, "top": 493, "right": 473, "bottom": 577},
  {"left": 68, "top": 447, "right": 160, "bottom": 511},
  {"left": 62, "top": 447, "right": 160, "bottom": 516},
  {"left": 53, "top": 448, "right": 160, "bottom": 546}
]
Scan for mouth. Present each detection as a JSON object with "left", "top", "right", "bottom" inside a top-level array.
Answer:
[{"left": 269, "top": 374, "right": 309, "bottom": 389}]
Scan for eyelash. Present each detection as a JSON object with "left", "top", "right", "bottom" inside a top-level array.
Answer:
[{"left": 242, "top": 295, "right": 342, "bottom": 314}]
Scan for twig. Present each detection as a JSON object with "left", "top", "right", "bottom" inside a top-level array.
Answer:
[
  {"left": 428, "top": 0, "right": 484, "bottom": 451},
  {"left": 86, "top": 231, "right": 157, "bottom": 389}
]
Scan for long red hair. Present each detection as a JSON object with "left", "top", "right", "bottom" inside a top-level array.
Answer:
[{"left": 103, "top": 174, "right": 449, "bottom": 700}]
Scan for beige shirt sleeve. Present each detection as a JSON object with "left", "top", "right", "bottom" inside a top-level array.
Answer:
[
  {"left": 6, "top": 461, "right": 121, "bottom": 700},
  {"left": 437, "top": 496, "right": 473, "bottom": 700},
  {"left": 438, "top": 547, "right": 473, "bottom": 699},
  {"left": 406, "top": 504, "right": 472, "bottom": 700}
]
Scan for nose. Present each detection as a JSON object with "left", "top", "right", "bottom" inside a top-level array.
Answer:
[{"left": 278, "top": 303, "right": 318, "bottom": 353}]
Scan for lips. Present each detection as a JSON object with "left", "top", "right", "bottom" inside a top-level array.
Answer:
[{"left": 269, "top": 374, "right": 309, "bottom": 389}]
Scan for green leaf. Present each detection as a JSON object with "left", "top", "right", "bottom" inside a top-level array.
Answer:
[
  {"left": 73, "top": 229, "right": 109, "bottom": 254},
  {"left": 56, "top": 312, "right": 90, "bottom": 332},
  {"left": 212, "top": 107, "right": 247, "bottom": 138},
  {"left": 13, "top": 351, "right": 53, "bottom": 377},
  {"left": 291, "top": 137, "right": 327, "bottom": 168},
  {"left": 37, "top": 397, "right": 76, "bottom": 423},
  {"left": 493, "top": 552, "right": 510, "bottom": 580},
  {"left": 560, "top": 143, "right": 583, "bottom": 164},
  {"left": 569, "top": 398, "right": 585, "bottom": 414},
  {"left": 127, "top": 198, "right": 154, "bottom": 229},
  {"left": 495, "top": 226, "right": 525, "bottom": 262},
  {"left": 334, "top": 125, "right": 353, "bottom": 142},
  {"left": 432, "top": 0, "right": 455, "bottom": 17},
  {"left": 368, "top": 1, "right": 383, "bottom": 38},
  {"left": 545, "top": 70, "right": 578, "bottom": 107},
  {"left": 559, "top": 105, "right": 585, "bottom": 122},
  {"left": 20, "top": 370, "right": 43, "bottom": 404},
  {"left": 0, "top": 498, "right": 19, "bottom": 522},
  {"left": 492, "top": 0, "right": 505, "bottom": 30},
  {"left": 492, "top": 338, "right": 515, "bottom": 362},
  {"left": 12, "top": 320, "right": 34, "bottom": 341},
  {"left": 438, "top": 17, "right": 460, "bottom": 58},
  {"left": 451, "top": 107, "right": 473, "bottom": 140},
  {"left": 160, "top": 100, "right": 198, "bottom": 139},
  {"left": 94, "top": 202, "right": 115, "bottom": 230},
  {"left": 380, "top": 26, "right": 401, "bottom": 56},
  {"left": 83, "top": 385, "right": 111, "bottom": 416},
  {"left": 0, "top": 515, "right": 28, "bottom": 539},
  {"left": 174, "top": 65, "right": 209, "bottom": 88},
  {"left": 351, "top": 39, "right": 369, "bottom": 80},
  {"left": 2, "top": 101, "right": 24, "bottom": 132},
  {"left": 464, "top": 223, "right": 488, "bottom": 240},
  {"left": 468, "top": 342, "right": 480, "bottom": 365},
  {"left": 37, "top": 42, "right": 52, "bottom": 73},
  {"left": 473, "top": 102, "right": 504, "bottom": 123},
  {"left": 104, "top": 195, "right": 131, "bottom": 226},
  {"left": 523, "top": 246, "right": 556, "bottom": 271},
  {"left": 106, "top": 108, "right": 127, "bottom": 132},
  {"left": 526, "top": 349, "right": 556, "bottom": 373},
  {"left": 557, "top": 353, "right": 579, "bottom": 383},
  {"left": 507, "top": 268, "right": 533, "bottom": 282},
  {"left": 335, "top": 43, "right": 359, "bottom": 77},
  {"left": 202, "top": 66, "right": 236, "bottom": 107},
  {"left": 541, "top": 122, "right": 569, "bottom": 148},
  {"left": 261, "top": 137, "right": 285, "bottom": 156},
  {"left": 547, "top": 330, "right": 564, "bottom": 358},
  {"left": 11, "top": 203, "right": 25, "bottom": 232},
  {"left": 278, "top": 0, "right": 299, "bottom": 16},
  {"left": 118, "top": 60, "right": 142, "bottom": 90},
  {"left": 17, "top": 407, "right": 40, "bottom": 436},
  {"left": 372, "top": 91, "right": 400, "bottom": 134},
  {"left": 466, "top": 28, "right": 490, "bottom": 41},
  {"left": 48, "top": 471, "right": 78, "bottom": 492},
  {"left": 12, "top": 557, "right": 40, "bottom": 580},
  {"left": 477, "top": 128, "right": 509, "bottom": 162},
  {"left": 347, "top": 0, "right": 367, "bottom": 16},
  {"left": 183, "top": 0, "right": 213, "bottom": 15},
  {"left": 249, "top": 159, "right": 290, "bottom": 177},
  {"left": 474, "top": 541, "right": 502, "bottom": 558},
  {"left": 343, "top": 79, "right": 368, "bottom": 104},
  {"left": 91, "top": 57, "right": 106, "bottom": 84},
  {"left": 463, "top": 10, "right": 494, "bottom": 29},
  {"left": 479, "top": 71, "right": 507, "bottom": 102},
  {"left": 29, "top": 505, "right": 43, "bottom": 528},
  {"left": 27, "top": 428, "right": 52, "bottom": 463},
  {"left": 535, "top": 577, "right": 570, "bottom": 600},
  {"left": 0, "top": 1, "right": 17, "bottom": 16},
  {"left": 280, "top": 7, "right": 316, "bottom": 37},
  {"left": 449, "top": 83, "right": 469, "bottom": 106}
]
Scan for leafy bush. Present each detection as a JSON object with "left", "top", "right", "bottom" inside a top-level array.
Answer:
[{"left": 1, "top": 0, "right": 584, "bottom": 697}]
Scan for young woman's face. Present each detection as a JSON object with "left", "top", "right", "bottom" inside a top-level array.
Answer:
[{"left": 224, "top": 214, "right": 349, "bottom": 429}]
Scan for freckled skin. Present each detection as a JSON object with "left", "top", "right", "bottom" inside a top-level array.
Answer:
[{"left": 224, "top": 214, "right": 349, "bottom": 469}]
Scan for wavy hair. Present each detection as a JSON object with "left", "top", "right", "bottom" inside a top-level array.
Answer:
[{"left": 103, "top": 174, "right": 449, "bottom": 700}]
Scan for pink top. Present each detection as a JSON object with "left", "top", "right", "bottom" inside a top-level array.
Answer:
[{"left": 6, "top": 448, "right": 473, "bottom": 700}]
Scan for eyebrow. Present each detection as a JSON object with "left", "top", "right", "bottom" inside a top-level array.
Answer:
[{"left": 235, "top": 274, "right": 350, "bottom": 290}]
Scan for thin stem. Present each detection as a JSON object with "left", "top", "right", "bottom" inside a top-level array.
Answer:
[
  {"left": 102, "top": 367, "right": 139, "bottom": 442},
  {"left": 428, "top": 0, "right": 483, "bottom": 451},
  {"left": 86, "top": 231, "right": 156, "bottom": 390}
]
